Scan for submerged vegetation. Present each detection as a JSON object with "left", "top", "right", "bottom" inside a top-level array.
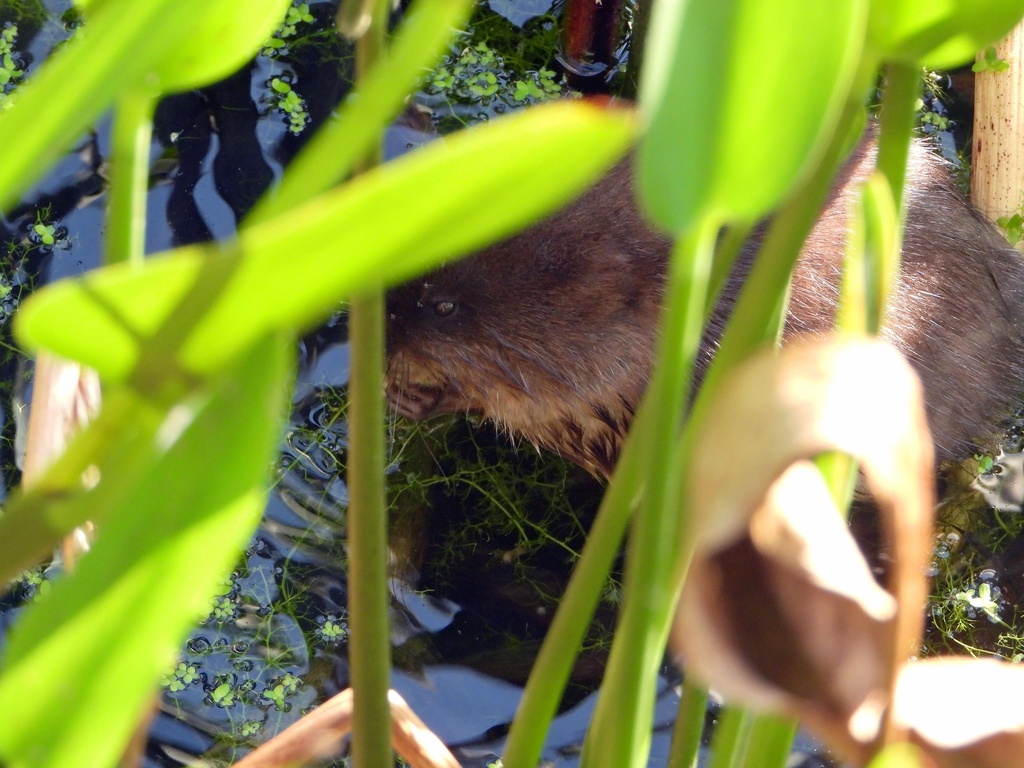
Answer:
[
  {"left": 423, "top": 38, "right": 567, "bottom": 130},
  {"left": 0, "top": 23, "right": 24, "bottom": 109}
]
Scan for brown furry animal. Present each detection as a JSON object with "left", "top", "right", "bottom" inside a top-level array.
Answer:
[{"left": 385, "top": 138, "right": 1024, "bottom": 478}]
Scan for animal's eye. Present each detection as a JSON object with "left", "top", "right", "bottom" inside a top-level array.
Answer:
[{"left": 433, "top": 300, "right": 458, "bottom": 318}]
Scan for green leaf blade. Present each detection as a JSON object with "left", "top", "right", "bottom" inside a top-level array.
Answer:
[
  {"left": 0, "top": 0, "right": 292, "bottom": 214},
  {"left": 17, "top": 101, "right": 638, "bottom": 382},
  {"left": 159, "top": 0, "right": 292, "bottom": 92},
  {"left": 0, "top": 336, "right": 291, "bottom": 768},
  {"left": 868, "top": 0, "right": 1024, "bottom": 68},
  {"left": 638, "top": 0, "right": 866, "bottom": 233}
]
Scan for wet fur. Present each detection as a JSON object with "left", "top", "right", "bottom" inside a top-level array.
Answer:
[{"left": 386, "top": 138, "right": 1024, "bottom": 478}]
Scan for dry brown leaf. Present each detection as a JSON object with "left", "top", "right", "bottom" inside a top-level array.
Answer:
[
  {"left": 678, "top": 463, "right": 897, "bottom": 731},
  {"left": 674, "top": 335, "right": 935, "bottom": 761},
  {"left": 23, "top": 353, "right": 101, "bottom": 484},
  {"left": 22, "top": 353, "right": 102, "bottom": 567},
  {"left": 233, "top": 687, "right": 460, "bottom": 768},
  {"left": 893, "top": 658, "right": 1024, "bottom": 768}
]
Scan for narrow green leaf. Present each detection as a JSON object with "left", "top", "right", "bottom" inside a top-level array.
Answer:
[
  {"left": 0, "top": 0, "right": 289, "bottom": 213},
  {"left": 16, "top": 102, "right": 638, "bottom": 383},
  {"left": 637, "top": 0, "right": 866, "bottom": 233},
  {"left": 247, "top": 0, "right": 479, "bottom": 224},
  {"left": 665, "top": 681, "right": 709, "bottom": 768},
  {"left": 502, "top": 399, "right": 649, "bottom": 768},
  {"left": 838, "top": 171, "right": 898, "bottom": 336},
  {"left": 0, "top": 390, "right": 165, "bottom": 585},
  {"left": 735, "top": 713, "right": 799, "bottom": 768},
  {"left": 868, "top": 0, "right": 1024, "bottom": 68},
  {"left": 0, "top": 335, "right": 291, "bottom": 768},
  {"left": 0, "top": 0, "right": 200, "bottom": 211},
  {"left": 155, "top": 0, "right": 291, "bottom": 92},
  {"left": 581, "top": 223, "right": 715, "bottom": 768}
]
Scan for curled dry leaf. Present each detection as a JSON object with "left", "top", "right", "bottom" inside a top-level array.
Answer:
[
  {"left": 673, "top": 335, "right": 935, "bottom": 762},
  {"left": 233, "top": 687, "right": 460, "bottom": 768},
  {"left": 892, "top": 658, "right": 1024, "bottom": 768}
]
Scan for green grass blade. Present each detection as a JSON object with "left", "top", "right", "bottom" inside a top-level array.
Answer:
[{"left": 707, "top": 707, "right": 749, "bottom": 768}]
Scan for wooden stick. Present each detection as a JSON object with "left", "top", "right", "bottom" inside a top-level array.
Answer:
[{"left": 972, "top": 20, "right": 1024, "bottom": 248}]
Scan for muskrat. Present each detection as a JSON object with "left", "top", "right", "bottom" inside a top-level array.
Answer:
[{"left": 385, "top": 137, "right": 1024, "bottom": 478}]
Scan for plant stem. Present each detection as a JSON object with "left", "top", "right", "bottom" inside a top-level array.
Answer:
[
  {"left": 581, "top": 220, "right": 717, "bottom": 768},
  {"left": 874, "top": 60, "right": 928, "bottom": 752},
  {"left": 706, "top": 707, "right": 749, "bottom": 768},
  {"left": 347, "top": 288, "right": 392, "bottom": 768},
  {"left": 345, "top": 0, "right": 393, "bottom": 766},
  {"left": 502, "top": 399, "right": 646, "bottom": 768},
  {"left": 665, "top": 681, "right": 708, "bottom": 768},
  {"left": 735, "top": 712, "right": 798, "bottom": 768},
  {"left": 875, "top": 62, "right": 919, "bottom": 207},
  {"left": 107, "top": 90, "right": 155, "bottom": 267}
]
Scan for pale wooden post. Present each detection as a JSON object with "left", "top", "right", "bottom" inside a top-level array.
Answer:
[{"left": 972, "top": 21, "right": 1024, "bottom": 252}]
